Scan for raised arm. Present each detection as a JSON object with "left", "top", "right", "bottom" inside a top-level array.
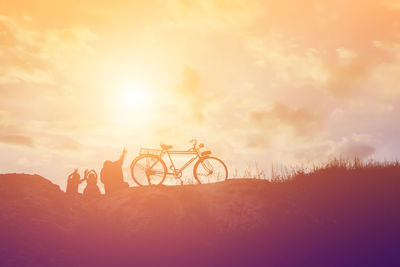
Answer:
[
  {"left": 116, "top": 147, "right": 127, "bottom": 164},
  {"left": 81, "top": 169, "right": 89, "bottom": 183}
]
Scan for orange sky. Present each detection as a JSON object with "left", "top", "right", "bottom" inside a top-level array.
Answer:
[{"left": 1, "top": 0, "right": 400, "bottom": 189}]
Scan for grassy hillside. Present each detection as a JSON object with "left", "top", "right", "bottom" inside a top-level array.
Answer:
[{"left": 0, "top": 161, "right": 399, "bottom": 266}]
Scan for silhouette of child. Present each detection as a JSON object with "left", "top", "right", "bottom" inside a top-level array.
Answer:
[
  {"left": 83, "top": 169, "right": 101, "bottom": 197},
  {"left": 66, "top": 169, "right": 84, "bottom": 194},
  {"left": 100, "top": 148, "right": 129, "bottom": 195}
]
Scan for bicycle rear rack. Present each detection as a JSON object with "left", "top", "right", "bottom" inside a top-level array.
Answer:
[{"left": 139, "top": 148, "right": 163, "bottom": 156}]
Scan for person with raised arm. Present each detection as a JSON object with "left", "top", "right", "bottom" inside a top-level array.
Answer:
[
  {"left": 83, "top": 169, "right": 101, "bottom": 197},
  {"left": 66, "top": 169, "right": 85, "bottom": 195},
  {"left": 100, "top": 147, "right": 129, "bottom": 195}
]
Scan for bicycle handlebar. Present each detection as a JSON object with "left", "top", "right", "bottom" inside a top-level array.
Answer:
[{"left": 189, "top": 139, "right": 197, "bottom": 147}]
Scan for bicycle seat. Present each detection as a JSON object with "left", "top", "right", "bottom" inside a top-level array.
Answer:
[
  {"left": 161, "top": 144, "right": 173, "bottom": 150},
  {"left": 201, "top": 150, "right": 212, "bottom": 156}
]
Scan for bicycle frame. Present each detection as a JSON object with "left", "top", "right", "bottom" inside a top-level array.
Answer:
[{"left": 160, "top": 149, "right": 200, "bottom": 176}]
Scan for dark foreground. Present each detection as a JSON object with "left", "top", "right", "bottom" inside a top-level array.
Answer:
[{"left": 0, "top": 167, "right": 399, "bottom": 266}]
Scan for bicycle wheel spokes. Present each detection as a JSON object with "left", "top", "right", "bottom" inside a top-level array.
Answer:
[
  {"left": 135, "top": 163, "right": 146, "bottom": 170},
  {"left": 194, "top": 157, "right": 228, "bottom": 184},
  {"left": 150, "top": 169, "right": 165, "bottom": 176},
  {"left": 131, "top": 155, "right": 166, "bottom": 186},
  {"left": 145, "top": 156, "right": 151, "bottom": 168}
]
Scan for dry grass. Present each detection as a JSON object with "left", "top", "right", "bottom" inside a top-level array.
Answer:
[{"left": 233, "top": 157, "right": 400, "bottom": 183}]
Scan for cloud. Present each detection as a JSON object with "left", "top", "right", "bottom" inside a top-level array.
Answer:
[
  {"left": 0, "top": 109, "right": 23, "bottom": 134},
  {"left": 366, "top": 40, "right": 400, "bottom": 99},
  {"left": 174, "top": 65, "right": 219, "bottom": 123},
  {"left": 381, "top": 0, "right": 400, "bottom": 10},
  {"left": 323, "top": 48, "right": 369, "bottom": 96},
  {"left": 40, "top": 133, "right": 83, "bottom": 152},
  {"left": 0, "top": 135, "right": 34, "bottom": 147},
  {"left": 243, "top": 132, "right": 271, "bottom": 150},
  {"left": 337, "top": 141, "right": 376, "bottom": 160},
  {"left": 177, "top": 65, "right": 200, "bottom": 96},
  {"left": 240, "top": 103, "right": 325, "bottom": 152},
  {"left": 328, "top": 134, "right": 376, "bottom": 160},
  {"left": 246, "top": 33, "right": 371, "bottom": 97},
  {"left": 249, "top": 103, "right": 323, "bottom": 137},
  {"left": 245, "top": 33, "right": 328, "bottom": 89},
  {"left": 52, "top": 141, "right": 82, "bottom": 151},
  {"left": 165, "top": 0, "right": 262, "bottom": 30},
  {"left": 0, "top": 110, "right": 8, "bottom": 124},
  {"left": 0, "top": 66, "right": 55, "bottom": 85},
  {"left": 45, "top": 134, "right": 83, "bottom": 152},
  {"left": 0, "top": 15, "right": 97, "bottom": 88}
]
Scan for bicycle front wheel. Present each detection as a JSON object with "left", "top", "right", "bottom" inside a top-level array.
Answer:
[
  {"left": 193, "top": 157, "right": 228, "bottom": 184},
  {"left": 130, "top": 154, "right": 167, "bottom": 186}
]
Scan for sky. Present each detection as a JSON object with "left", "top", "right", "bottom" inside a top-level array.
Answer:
[{"left": 1, "top": 0, "right": 400, "bottom": 189}]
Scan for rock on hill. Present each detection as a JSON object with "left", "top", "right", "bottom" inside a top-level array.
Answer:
[{"left": 0, "top": 171, "right": 399, "bottom": 266}]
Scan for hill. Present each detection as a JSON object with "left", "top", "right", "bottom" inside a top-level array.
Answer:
[{"left": 0, "top": 165, "right": 400, "bottom": 266}]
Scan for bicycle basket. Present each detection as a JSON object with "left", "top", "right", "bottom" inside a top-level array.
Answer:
[{"left": 139, "top": 148, "right": 163, "bottom": 156}]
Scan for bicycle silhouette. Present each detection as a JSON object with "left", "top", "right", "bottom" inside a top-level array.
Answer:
[{"left": 130, "top": 139, "right": 228, "bottom": 186}]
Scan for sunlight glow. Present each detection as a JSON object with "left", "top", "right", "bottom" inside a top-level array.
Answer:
[{"left": 120, "top": 82, "right": 149, "bottom": 110}]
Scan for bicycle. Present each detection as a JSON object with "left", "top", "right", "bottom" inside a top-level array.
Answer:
[{"left": 130, "top": 139, "right": 228, "bottom": 186}]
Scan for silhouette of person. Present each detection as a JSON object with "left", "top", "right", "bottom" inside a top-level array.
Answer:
[
  {"left": 100, "top": 148, "right": 129, "bottom": 195},
  {"left": 83, "top": 169, "right": 101, "bottom": 197},
  {"left": 66, "top": 169, "right": 84, "bottom": 195}
]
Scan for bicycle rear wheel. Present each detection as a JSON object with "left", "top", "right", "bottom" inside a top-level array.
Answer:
[
  {"left": 193, "top": 156, "right": 228, "bottom": 184},
  {"left": 130, "top": 154, "right": 167, "bottom": 186}
]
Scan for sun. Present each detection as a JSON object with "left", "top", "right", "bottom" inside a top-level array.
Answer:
[{"left": 120, "top": 82, "right": 149, "bottom": 110}]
